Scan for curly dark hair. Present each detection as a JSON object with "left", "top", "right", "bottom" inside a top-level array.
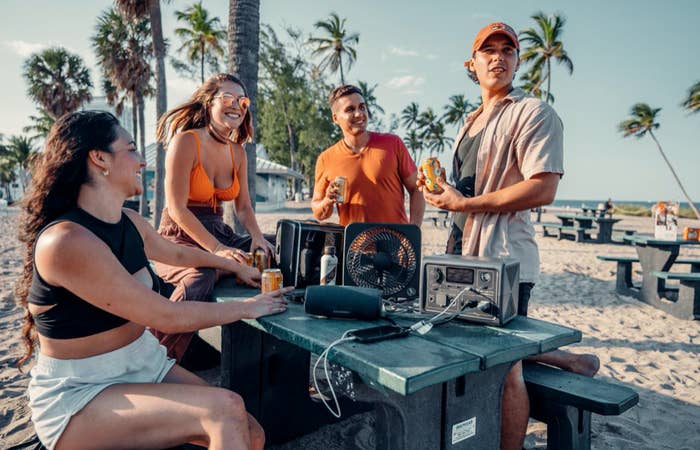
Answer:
[
  {"left": 156, "top": 73, "right": 254, "bottom": 145},
  {"left": 15, "top": 110, "right": 120, "bottom": 370}
]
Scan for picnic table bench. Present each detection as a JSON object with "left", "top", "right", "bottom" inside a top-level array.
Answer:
[
  {"left": 540, "top": 222, "right": 592, "bottom": 242},
  {"left": 200, "top": 281, "right": 589, "bottom": 449},
  {"left": 524, "top": 362, "right": 639, "bottom": 450},
  {"left": 597, "top": 253, "right": 700, "bottom": 319},
  {"left": 425, "top": 209, "right": 450, "bottom": 228}
]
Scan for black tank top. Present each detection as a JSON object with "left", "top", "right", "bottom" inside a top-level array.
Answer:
[{"left": 28, "top": 208, "right": 159, "bottom": 339}]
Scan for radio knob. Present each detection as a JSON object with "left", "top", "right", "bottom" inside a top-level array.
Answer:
[{"left": 432, "top": 268, "right": 444, "bottom": 283}]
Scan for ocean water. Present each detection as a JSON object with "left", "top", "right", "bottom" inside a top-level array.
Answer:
[{"left": 551, "top": 199, "right": 693, "bottom": 209}]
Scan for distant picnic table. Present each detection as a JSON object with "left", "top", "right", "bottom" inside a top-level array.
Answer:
[
  {"left": 541, "top": 214, "right": 625, "bottom": 244},
  {"left": 613, "top": 234, "right": 700, "bottom": 319}
]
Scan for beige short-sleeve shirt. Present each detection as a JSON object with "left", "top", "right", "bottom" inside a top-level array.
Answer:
[{"left": 452, "top": 88, "right": 564, "bottom": 282}]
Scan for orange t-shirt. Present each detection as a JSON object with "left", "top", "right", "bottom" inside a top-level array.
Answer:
[{"left": 314, "top": 132, "right": 417, "bottom": 226}]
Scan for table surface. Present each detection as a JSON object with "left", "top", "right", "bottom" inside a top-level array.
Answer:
[
  {"left": 623, "top": 234, "right": 700, "bottom": 246},
  {"left": 214, "top": 286, "right": 581, "bottom": 396}
]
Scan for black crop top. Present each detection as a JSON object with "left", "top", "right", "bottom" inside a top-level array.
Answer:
[{"left": 28, "top": 208, "right": 159, "bottom": 339}]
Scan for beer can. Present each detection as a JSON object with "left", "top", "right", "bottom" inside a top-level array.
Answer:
[
  {"left": 244, "top": 252, "right": 254, "bottom": 266},
  {"left": 683, "top": 227, "right": 699, "bottom": 241},
  {"left": 262, "top": 268, "right": 283, "bottom": 294},
  {"left": 254, "top": 249, "right": 268, "bottom": 272},
  {"left": 334, "top": 176, "right": 347, "bottom": 204},
  {"left": 421, "top": 157, "right": 442, "bottom": 193}
]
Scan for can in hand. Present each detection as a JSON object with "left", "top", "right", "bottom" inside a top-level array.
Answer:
[
  {"left": 254, "top": 249, "right": 268, "bottom": 272},
  {"left": 421, "top": 157, "right": 442, "bottom": 193},
  {"left": 244, "top": 252, "right": 254, "bottom": 266},
  {"left": 262, "top": 268, "right": 283, "bottom": 294},
  {"left": 334, "top": 176, "right": 347, "bottom": 204}
]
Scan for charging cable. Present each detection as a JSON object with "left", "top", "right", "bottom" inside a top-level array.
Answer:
[{"left": 312, "top": 330, "right": 358, "bottom": 418}]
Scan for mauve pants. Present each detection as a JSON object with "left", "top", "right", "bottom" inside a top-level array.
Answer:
[{"left": 151, "top": 206, "right": 273, "bottom": 362}]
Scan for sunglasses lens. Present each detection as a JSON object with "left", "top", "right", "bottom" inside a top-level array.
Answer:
[{"left": 239, "top": 97, "right": 250, "bottom": 109}]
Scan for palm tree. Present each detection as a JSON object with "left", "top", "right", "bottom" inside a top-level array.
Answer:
[
  {"left": 442, "top": 94, "right": 474, "bottom": 127},
  {"left": 308, "top": 13, "right": 359, "bottom": 85},
  {"left": 619, "top": 103, "right": 700, "bottom": 220},
  {"left": 93, "top": 8, "right": 153, "bottom": 217},
  {"left": 401, "top": 102, "right": 420, "bottom": 130},
  {"left": 5, "top": 135, "right": 37, "bottom": 191},
  {"left": 227, "top": 0, "right": 261, "bottom": 230},
  {"left": 23, "top": 109, "right": 55, "bottom": 139},
  {"left": 519, "top": 12, "right": 573, "bottom": 104},
  {"left": 357, "top": 80, "right": 384, "bottom": 120},
  {"left": 0, "top": 136, "right": 14, "bottom": 202},
  {"left": 417, "top": 108, "right": 453, "bottom": 155},
  {"left": 404, "top": 129, "right": 423, "bottom": 162},
  {"left": 682, "top": 80, "right": 700, "bottom": 113},
  {"left": 175, "top": 1, "right": 226, "bottom": 84},
  {"left": 518, "top": 66, "right": 555, "bottom": 103},
  {"left": 23, "top": 47, "right": 92, "bottom": 119},
  {"left": 115, "top": 0, "right": 169, "bottom": 228}
]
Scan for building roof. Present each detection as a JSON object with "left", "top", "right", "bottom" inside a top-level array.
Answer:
[{"left": 144, "top": 143, "right": 304, "bottom": 180}]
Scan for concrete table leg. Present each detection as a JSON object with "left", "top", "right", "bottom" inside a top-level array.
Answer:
[{"left": 355, "top": 363, "right": 512, "bottom": 449}]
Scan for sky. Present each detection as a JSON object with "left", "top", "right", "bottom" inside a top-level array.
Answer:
[{"left": 1, "top": 0, "right": 699, "bottom": 203}]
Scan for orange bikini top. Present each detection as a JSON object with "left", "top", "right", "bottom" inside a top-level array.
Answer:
[{"left": 186, "top": 130, "right": 240, "bottom": 208}]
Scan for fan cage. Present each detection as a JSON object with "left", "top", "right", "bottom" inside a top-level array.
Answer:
[{"left": 345, "top": 227, "right": 418, "bottom": 296}]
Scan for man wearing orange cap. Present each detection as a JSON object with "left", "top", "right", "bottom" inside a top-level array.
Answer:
[{"left": 419, "top": 22, "right": 599, "bottom": 450}]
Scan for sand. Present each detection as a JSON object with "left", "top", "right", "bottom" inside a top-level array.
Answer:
[{"left": 1, "top": 203, "right": 699, "bottom": 449}]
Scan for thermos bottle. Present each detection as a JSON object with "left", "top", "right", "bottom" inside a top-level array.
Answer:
[{"left": 320, "top": 246, "right": 338, "bottom": 285}]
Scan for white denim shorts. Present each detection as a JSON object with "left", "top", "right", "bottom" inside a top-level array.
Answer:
[{"left": 28, "top": 331, "right": 176, "bottom": 450}]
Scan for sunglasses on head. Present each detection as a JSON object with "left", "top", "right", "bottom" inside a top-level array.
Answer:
[{"left": 214, "top": 93, "right": 250, "bottom": 110}]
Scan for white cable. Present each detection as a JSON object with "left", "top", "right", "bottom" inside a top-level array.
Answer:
[
  {"left": 426, "top": 285, "right": 471, "bottom": 324},
  {"left": 409, "top": 285, "right": 475, "bottom": 333},
  {"left": 312, "top": 330, "right": 357, "bottom": 418}
]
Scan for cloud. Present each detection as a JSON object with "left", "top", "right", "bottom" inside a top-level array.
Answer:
[
  {"left": 389, "top": 47, "right": 419, "bottom": 57},
  {"left": 388, "top": 46, "right": 438, "bottom": 60},
  {"left": 4, "top": 40, "right": 48, "bottom": 57},
  {"left": 166, "top": 76, "right": 200, "bottom": 103},
  {"left": 386, "top": 75, "right": 425, "bottom": 90}
]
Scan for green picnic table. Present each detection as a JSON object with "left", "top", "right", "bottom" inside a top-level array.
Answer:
[{"left": 200, "top": 282, "right": 582, "bottom": 449}]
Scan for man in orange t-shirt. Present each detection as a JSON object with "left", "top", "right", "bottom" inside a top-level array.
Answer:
[{"left": 311, "top": 84, "right": 424, "bottom": 226}]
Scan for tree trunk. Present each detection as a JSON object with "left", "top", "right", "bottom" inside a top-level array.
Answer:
[
  {"left": 137, "top": 94, "right": 150, "bottom": 218},
  {"left": 649, "top": 131, "right": 700, "bottom": 220},
  {"left": 545, "top": 59, "right": 552, "bottom": 105},
  {"left": 339, "top": 51, "right": 344, "bottom": 85},
  {"left": 149, "top": 0, "right": 167, "bottom": 229},
  {"left": 4, "top": 183, "right": 11, "bottom": 204},
  {"left": 287, "top": 122, "right": 298, "bottom": 196},
  {"left": 227, "top": 0, "right": 260, "bottom": 233},
  {"left": 200, "top": 41, "right": 205, "bottom": 84}
]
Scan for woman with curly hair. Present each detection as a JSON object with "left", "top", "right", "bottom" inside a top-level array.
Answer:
[
  {"left": 17, "top": 110, "right": 288, "bottom": 450},
  {"left": 153, "top": 73, "right": 275, "bottom": 363}
]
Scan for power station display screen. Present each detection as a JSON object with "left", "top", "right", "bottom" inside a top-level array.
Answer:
[{"left": 446, "top": 267, "right": 474, "bottom": 284}]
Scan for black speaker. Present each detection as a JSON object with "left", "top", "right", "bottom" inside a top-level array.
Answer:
[
  {"left": 275, "top": 219, "right": 344, "bottom": 288},
  {"left": 304, "top": 285, "right": 383, "bottom": 320}
]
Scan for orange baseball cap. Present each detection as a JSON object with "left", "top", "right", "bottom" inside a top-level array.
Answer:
[{"left": 471, "top": 22, "right": 519, "bottom": 54}]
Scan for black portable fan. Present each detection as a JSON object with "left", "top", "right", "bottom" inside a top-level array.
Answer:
[{"left": 343, "top": 223, "right": 421, "bottom": 300}]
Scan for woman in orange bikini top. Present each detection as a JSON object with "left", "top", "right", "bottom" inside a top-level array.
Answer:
[
  {"left": 152, "top": 74, "right": 276, "bottom": 363},
  {"left": 156, "top": 73, "right": 274, "bottom": 263}
]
